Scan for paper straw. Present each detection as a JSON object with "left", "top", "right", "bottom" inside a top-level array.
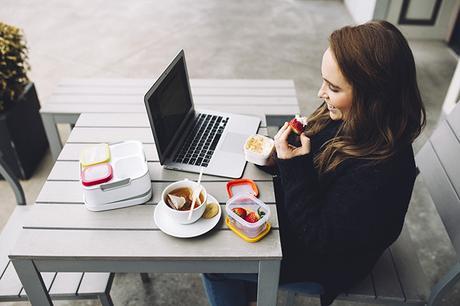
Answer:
[{"left": 187, "top": 167, "right": 204, "bottom": 221}]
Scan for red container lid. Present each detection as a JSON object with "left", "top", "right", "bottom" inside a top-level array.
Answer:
[
  {"left": 226, "top": 178, "right": 259, "bottom": 198},
  {"left": 81, "top": 163, "right": 113, "bottom": 187}
]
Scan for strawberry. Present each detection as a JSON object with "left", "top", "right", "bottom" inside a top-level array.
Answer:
[
  {"left": 244, "top": 212, "right": 260, "bottom": 223},
  {"left": 232, "top": 207, "right": 247, "bottom": 219},
  {"left": 288, "top": 115, "right": 308, "bottom": 135},
  {"left": 289, "top": 118, "right": 304, "bottom": 135}
]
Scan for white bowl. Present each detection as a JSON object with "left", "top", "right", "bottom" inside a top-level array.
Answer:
[{"left": 160, "top": 179, "right": 207, "bottom": 224}]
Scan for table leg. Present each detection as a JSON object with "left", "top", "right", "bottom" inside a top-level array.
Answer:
[
  {"left": 11, "top": 259, "right": 53, "bottom": 306},
  {"left": 257, "top": 260, "right": 280, "bottom": 306},
  {"left": 41, "top": 113, "right": 62, "bottom": 161}
]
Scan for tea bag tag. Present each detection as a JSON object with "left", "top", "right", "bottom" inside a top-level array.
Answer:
[{"left": 168, "top": 194, "right": 186, "bottom": 210}]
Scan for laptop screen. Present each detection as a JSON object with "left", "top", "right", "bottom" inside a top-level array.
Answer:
[{"left": 145, "top": 53, "right": 194, "bottom": 162}]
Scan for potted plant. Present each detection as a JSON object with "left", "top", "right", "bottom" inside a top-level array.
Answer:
[{"left": 0, "top": 21, "right": 48, "bottom": 179}]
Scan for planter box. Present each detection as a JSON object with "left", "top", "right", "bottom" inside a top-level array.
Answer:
[{"left": 0, "top": 83, "right": 48, "bottom": 179}]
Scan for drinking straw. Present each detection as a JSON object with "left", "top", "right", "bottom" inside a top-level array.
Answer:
[{"left": 187, "top": 167, "right": 204, "bottom": 221}]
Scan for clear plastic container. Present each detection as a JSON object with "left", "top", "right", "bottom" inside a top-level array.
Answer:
[
  {"left": 225, "top": 193, "right": 271, "bottom": 239},
  {"left": 243, "top": 134, "right": 275, "bottom": 166}
]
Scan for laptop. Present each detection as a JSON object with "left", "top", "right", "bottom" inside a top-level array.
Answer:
[{"left": 144, "top": 50, "right": 261, "bottom": 178}]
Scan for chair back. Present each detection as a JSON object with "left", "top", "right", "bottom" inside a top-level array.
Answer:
[
  {"left": 416, "top": 103, "right": 460, "bottom": 257},
  {"left": 0, "top": 151, "right": 26, "bottom": 205}
]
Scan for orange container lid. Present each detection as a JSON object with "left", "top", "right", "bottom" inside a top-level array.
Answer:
[{"left": 226, "top": 178, "right": 259, "bottom": 198}]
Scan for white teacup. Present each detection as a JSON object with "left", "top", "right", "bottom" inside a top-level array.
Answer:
[{"left": 160, "top": 179, "right": 207, "bottom": 224}]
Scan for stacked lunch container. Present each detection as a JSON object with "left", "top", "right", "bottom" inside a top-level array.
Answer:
[{"left": 80, "top": 141, "right": 152, "bottom": 211}]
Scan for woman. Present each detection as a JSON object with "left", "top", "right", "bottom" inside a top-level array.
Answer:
[{"left": 203, "top": 20, "right": 425, "bottom": 306}]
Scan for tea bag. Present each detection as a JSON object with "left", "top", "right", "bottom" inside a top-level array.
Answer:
[{"left": 168, "top": 194, "right": 186, "bottom": 210}]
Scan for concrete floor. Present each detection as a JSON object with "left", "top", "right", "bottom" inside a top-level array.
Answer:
[{"left": 0, "top": 0, "right": 459, "bottom": 305}]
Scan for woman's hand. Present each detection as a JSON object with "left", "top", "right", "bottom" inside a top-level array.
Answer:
[{"left": 274, "top": 122, "right": 311, "bottom": 159}]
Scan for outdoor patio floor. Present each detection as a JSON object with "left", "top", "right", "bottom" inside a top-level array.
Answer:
[{"left": 0, "top": 0, "right": 459, "bottom": 305}]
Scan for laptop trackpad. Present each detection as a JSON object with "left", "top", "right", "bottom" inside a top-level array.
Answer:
[{"left": 219, "top": 132, "right": 247, "bottom": 154}]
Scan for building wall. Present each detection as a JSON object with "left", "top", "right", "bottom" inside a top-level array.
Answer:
[{"left": 344, "top": 0, "right": 377, "bottom": 24}]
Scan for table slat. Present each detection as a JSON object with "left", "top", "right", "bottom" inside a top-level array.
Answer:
[
  {"left": 51, "top": 95, "right": 298, "bottom": 106},
  {"left": 67, "top": 126, "right": 268, "bottom": 144},
  {"left": 36, "top": 181, "right": 276, "bottom": 204},
  {"left": 60, "top": 126, "right": 267, "bottom": 156},
  {"left": 11, "top": 229, "right": 282, "bottom": 260},
  {"left": 24, "top": 204, "right": 279, "bottom": 230},
  {"left": 48, "top": 161, "right": 272, "bottom": 182},
  {"left": 53, "top": 86, "right": 296, "bottom": 97},
  {"left": 59, "top": 143, "right": 158, "bottom": 161},
  {"left": 58, "top": 78, "right": 295, "bottom": 88},
  {"left": 43, "top": 104, "right": 297, "bottom": 123},
  {"left": 67, "top": 126, "right": 267, "bottom": 145}
]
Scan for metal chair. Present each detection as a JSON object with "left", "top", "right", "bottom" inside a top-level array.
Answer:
[{"left": 0, "top": 151, "right": 115, "bottom": 305}]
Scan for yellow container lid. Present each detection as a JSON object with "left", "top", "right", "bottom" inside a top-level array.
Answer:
[
  {"left": 225, "top": 216, "right": 271, "bottom": 243},
  {"left": 80, "top": 143, "right": 111, "bottom": 167}
]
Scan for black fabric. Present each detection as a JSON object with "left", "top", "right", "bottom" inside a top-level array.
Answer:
[{"left": 272, "top": 119, "right": 416, "bottom": 305}]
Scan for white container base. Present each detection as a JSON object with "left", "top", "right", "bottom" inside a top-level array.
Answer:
[
  {"left": 84, "top": 189, "right": 152, "bottom": 212},
  {"left": 81, "top": 141, "right": 152, "bottom": 210}
]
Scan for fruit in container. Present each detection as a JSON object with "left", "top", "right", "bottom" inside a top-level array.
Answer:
[
  {"left": 244, "top": 211, "right": 260, "bottom": 223},
  {"left": 232, "top": 207, "right": 247, "bottom": 219}
]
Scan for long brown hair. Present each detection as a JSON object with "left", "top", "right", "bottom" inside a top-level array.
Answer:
[{"left": 305, "top": 20, "right": 426, "bottom": 175}]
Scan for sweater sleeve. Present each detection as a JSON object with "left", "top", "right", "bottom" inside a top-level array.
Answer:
[{"left": 276, "top": 155, "right": 396, "bottom": 256}]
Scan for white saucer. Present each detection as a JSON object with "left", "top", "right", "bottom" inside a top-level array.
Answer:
[{"left": 154, "top": 194, "right": 221, "bottom": 238}]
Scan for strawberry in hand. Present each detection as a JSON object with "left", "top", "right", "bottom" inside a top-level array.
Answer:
[{"left": 288, "top": 115, "right": 308, "bottom": 135}]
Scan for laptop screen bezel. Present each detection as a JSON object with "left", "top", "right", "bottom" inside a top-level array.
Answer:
[{"left": 143, "top": 49, "right": 196, "bottom": 164}]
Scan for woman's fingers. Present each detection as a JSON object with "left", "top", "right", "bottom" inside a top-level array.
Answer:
[
  {"left": 298, "top": 133, "right": 311, "bottom": 155},
  {"left": 274, "top": 124, "right": 310, "bottom": 159},
  {"left": 279, "top": 124, "right": 292, "bottom": 141},
  {"left": 274, "top": 123, "right": 291, "bottom": 159},
  {"left": 274, "top": 122, "right": 288, "bottom": 140}
]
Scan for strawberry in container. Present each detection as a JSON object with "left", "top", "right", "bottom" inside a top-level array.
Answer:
[
  {"left": 226, "top": 194, "right": 271, "bottom": 241},
  {"left": 225, "top": 178, "right": 271, "bottom": 242}
]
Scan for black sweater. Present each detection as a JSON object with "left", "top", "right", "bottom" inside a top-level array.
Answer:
[{"left": 274, "top": 120, "right": 416, "bottom": 305}]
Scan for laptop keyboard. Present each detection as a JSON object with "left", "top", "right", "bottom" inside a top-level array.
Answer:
[{"left": 173, "top": 114, "right": 229, "bottom": 167}]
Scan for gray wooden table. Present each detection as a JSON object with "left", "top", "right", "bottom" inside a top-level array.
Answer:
[
  {"left": 41, "top": 78, "right": 299, "bottom": 160},
  {"left": 10, "top": 79, "right": 300, "bottom": 306}
]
